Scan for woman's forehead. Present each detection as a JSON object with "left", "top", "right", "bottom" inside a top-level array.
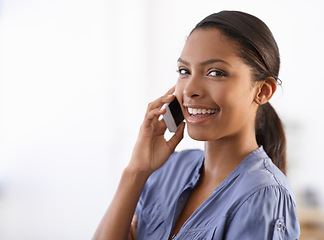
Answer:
[{"left": 179, "top": 28, "right": 240, "bottom": 65}]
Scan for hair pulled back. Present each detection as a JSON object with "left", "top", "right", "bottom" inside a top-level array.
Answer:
[{"left": 192, "top": 11, "right": 286, "bottom": 174}]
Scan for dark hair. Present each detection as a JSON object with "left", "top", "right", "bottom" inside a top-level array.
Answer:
[{"left": 192, "top": 11, "right": 287, "bottom": 174}]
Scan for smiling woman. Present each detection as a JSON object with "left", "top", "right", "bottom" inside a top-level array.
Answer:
[{"left": 93, "top": 11, "right": 300, "bottom": 240}]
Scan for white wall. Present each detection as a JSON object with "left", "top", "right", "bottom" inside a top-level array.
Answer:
[{"left": 0, "top": 0, "right": 323, "bottom": 239}]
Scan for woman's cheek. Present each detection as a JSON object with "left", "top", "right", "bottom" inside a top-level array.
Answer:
[{"left": 175, "top": 82, "right": 184, "bottom": 99}]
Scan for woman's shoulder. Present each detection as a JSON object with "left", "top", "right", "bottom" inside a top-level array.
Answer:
[
  {"left": 225, "top": 181, "right": 300, "bottom": 239},
  {"left": 222, "top": 149, "right": 300, "bottom": 237},
  {"left": 227, "top": 147, "right": 296, "bottom": 206},
  {"left": 241, "top": 147, "right": 293, "bottom": 189},
  {"left": 247, "top": 157, "right": 294, "bottom": 196},
  {"left": 227, "top": 164, "right": 300, "bottom": 238}
]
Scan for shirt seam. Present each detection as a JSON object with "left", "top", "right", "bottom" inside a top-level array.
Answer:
[{"left": 262, "top": 158, "right": 285, "bottom": 189}]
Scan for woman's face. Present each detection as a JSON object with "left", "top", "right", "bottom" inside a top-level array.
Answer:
[{"left": 175, "top": 28, "right": 259, "bottom": 141}]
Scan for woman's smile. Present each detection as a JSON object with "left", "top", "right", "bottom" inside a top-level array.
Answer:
[{"left": 183, "top": 104, "right": 220, "bottom": 124}]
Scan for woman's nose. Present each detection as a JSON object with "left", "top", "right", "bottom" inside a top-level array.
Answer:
[{"left": 183, "top": 74, "right": 204, "bottom": 98}]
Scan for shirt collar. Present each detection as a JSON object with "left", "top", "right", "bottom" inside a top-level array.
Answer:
[{"left": 191, "top": 146, "right": 268, "bottom": 192}]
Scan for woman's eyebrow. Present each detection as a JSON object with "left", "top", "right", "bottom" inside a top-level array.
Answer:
[
  {"left": 177, "top": 57, "right": 231, "bottom": 67},
  {"left": 177, "top": 57, "right": 190, "bottom": 66}
]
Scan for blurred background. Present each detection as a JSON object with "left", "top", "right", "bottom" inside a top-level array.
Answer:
[{"left": 0, "top": 0, "right": 323, "bottom": 239}]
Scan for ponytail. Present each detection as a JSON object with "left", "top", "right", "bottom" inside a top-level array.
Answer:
[{"left": 255, "top": 102, "right": 286, "bottom": 174}]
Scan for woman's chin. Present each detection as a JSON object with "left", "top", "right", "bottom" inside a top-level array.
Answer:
[{"left": 187, "top": 127, "right": 213, "bottom": 141}]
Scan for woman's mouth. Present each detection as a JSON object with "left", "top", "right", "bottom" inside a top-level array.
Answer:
[
  {"left": 187, "top": 107, "right": 218, "bottom": 116},
  {"left": 185, "top": 107, "right": 219, "bottom": 124}
]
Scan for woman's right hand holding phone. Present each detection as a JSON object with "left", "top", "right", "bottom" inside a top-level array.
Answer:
[{"left": 127, "top": 86, "right": 186, "bottom": 177}]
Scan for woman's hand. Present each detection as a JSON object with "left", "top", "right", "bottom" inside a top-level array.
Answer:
[
  {"left": 127, "top": 215, "right": 138, "bottom": 240},
  {"left": 128, "top": 86, "right": 185, "bottom": 176}
]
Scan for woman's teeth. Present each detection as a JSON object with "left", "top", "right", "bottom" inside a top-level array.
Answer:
[{"left": 188, "top": 107, "right": 217, "bottom": 115}]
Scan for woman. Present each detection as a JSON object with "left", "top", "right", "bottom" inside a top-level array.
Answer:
[{"left": 93, "top": 11, "right": 300, "bottom": 239}]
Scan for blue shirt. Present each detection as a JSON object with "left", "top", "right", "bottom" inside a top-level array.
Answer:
[{"left": 135, "top": 147, "right": 300, "bottom": 239}]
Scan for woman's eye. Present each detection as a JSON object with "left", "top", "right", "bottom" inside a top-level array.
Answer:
[
  {"left": 177, "top": 69, "right": 190, "bottom": 75},
  {"left": 208, "top": 70, "right": 227, "bottom": 77}
]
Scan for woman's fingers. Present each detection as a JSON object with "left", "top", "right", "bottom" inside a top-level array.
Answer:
[
  {"left": 167, "top": 122, "right": 185, "bottom": 151},
  {"left": 145, "top": 86, "right": 176, "bottom": 115},
  {"left": 129, "top": 215, "right": 138, "bottom": 240},
  {"left": 131, "top": 215, "right": 138, "bottom": 230},
  {"left": 145, "top": 95, "right": 174, "bottom": 116},
  {"left": 142, "top": 86, "right": 177, "bottom": 130},
  {"left": 141, "top": 108, "right": 165, "bottom": 130},
  {"left": 166, "top": 85, "right": 176, "bottom": 95},
  {"left": 146, "top": 107, "right": 166, "bottom": 121},
  {"left": 127, "top": 215, "right": 138, "bottom": 240}
]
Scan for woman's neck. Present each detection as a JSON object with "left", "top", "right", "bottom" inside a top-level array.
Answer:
[{"left": 202, "top": 133, "right": 259, "bottom": 185}]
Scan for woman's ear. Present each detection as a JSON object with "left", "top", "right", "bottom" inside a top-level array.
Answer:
[{"left": 254, "top": 77, "right": 277, "bottom": 105}]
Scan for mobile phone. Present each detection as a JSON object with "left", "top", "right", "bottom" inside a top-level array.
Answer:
[{"left": 163, "top": 96, "right": 184, "bottom": 132}]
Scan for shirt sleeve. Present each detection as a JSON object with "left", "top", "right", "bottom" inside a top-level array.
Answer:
[{"left": 225, "top": 185, "right": 300, "bottom": 240}]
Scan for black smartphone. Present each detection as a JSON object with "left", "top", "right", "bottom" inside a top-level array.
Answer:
[{"left": 163, "top": 96, "right": 184, "bottom": 132}]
